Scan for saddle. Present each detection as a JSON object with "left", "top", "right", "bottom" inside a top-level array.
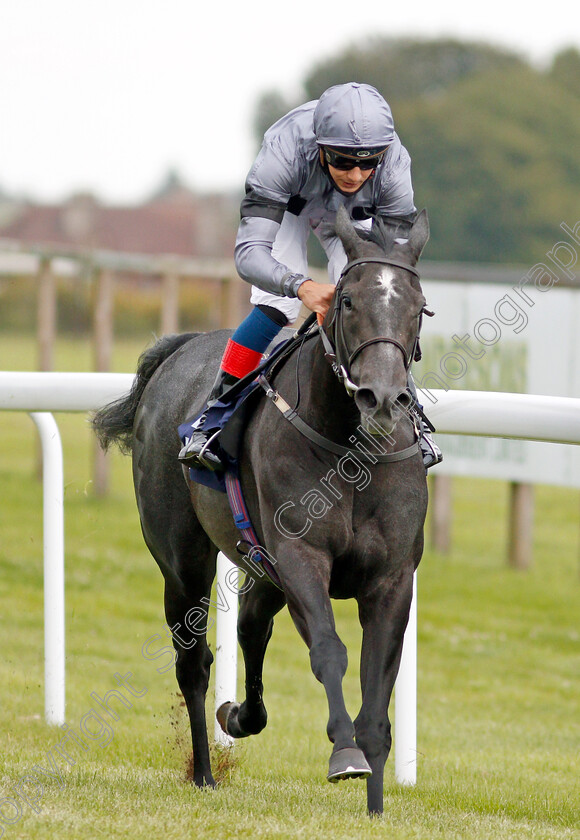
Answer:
[
  {"left": 178, "top": 313, "right": 321, "bottom": 487},
  {"left": 177, "top": 319, "right": 319, "bottom": 590}
]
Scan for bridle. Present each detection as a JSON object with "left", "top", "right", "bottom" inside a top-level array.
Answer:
[
  {"left": 256, "top": 255, "right": 433, "bottom": 465},
  {"left": 318, "top": 256, "right": 433, "bottom": 396}
]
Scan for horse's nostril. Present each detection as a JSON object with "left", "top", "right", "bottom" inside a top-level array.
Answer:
[
  {"left": 395, "top": 390, "right": 413, "bottom": 411},
  {"left": 355, "top": 388, "right": 377, "bottom": 412}
]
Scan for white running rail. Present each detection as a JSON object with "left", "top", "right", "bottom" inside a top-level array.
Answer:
[{"left": 2, "top": 371, "right": 580, "bottom": 786}]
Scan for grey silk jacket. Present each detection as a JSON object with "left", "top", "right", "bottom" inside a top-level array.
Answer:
[{"left": 234, "top": 98, "right": 417, "bottom": 299}]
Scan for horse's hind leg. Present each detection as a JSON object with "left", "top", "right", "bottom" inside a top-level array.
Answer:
[
  {"left": 163, "top": 548, "right": 217, "bottom": 788},
  {"left": 218, "top": 578, "right": 286, "bottom": 738}
]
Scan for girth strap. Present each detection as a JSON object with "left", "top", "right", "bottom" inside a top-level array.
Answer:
[
  {"left": 258, "top": 375, "right": 419, "bottom": 464},
  {"left": 224, "top": 472, "right": 283, "bottom": 589}
]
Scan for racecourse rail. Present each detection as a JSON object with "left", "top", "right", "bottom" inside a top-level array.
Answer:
[{"left": 2, "top": 371, "right": 580, "bottom": 787}]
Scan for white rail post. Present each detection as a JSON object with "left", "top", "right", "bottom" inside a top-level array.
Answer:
[
  {"left": 395, "top": 571, "right": 417, "bottom": 785},
  {"left": 214, "top": 552, "right": 238, "bottom": 746},
  {"left": 29, "top": 412, "right": 65, "bottom": 725}
]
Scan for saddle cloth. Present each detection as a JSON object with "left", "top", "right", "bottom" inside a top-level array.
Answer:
[
  {"left": 178, "top": 378, "right": 283, "bottom": 587},
  {"left": 177, "top": 381, "right": 261, "bottom": 494}
]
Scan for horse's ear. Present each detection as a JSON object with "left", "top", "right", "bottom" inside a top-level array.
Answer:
[
  {"left": 335, "top": 205, "right": 363, "bottom": 259},
  {"left": 403, "top": 209, "right": 430, "bottom": 264}
]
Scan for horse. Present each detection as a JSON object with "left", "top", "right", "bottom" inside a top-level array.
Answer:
[{"left": 92, "top": 206, "right": 431, "bottom": 816}]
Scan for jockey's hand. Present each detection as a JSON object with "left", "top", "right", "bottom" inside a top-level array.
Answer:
[{"left": 297, "top": 280, "right": 336, "bottom": 323}]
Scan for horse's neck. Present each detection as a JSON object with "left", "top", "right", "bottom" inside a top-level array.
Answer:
[{"left": 301, "top": 339, "right": 360, "bottom": 443}]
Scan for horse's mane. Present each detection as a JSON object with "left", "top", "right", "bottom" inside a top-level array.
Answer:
[{"left": 357, "top": 215, "right": 398, "bottom": 256}]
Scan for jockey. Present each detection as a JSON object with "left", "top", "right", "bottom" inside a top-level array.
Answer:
[{"left": 179, "top": 82, "right": 442, "bottom": 469}]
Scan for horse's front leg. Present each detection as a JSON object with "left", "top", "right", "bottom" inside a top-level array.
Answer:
[
  {"left": 218, "top": 577, "right": 286, "bottom": 738},
  {"left": 354, "top": 564, "right": 415, "bottom": 816},
  {"left": 275, "top": 544, "right": 372, "bottom": 782}
]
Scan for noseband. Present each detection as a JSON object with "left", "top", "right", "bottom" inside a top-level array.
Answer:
[{"left": 319, "top": 256, "right": 432, "bottom": 396}]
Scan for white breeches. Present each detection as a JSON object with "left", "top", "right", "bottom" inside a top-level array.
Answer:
[{"left": 249, "top": 211, "right": 371, "bottom": 322}]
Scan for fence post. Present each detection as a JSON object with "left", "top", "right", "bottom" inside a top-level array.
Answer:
[
  {"left": 219, "top": 275, "right": 244, "bottom": 329},
  {"left": 430, "top": 473, "right": 452, "bottom": 553},
  {"left": 395, "top": 571, "right": 417, "bottom": 785},
  {"left": 161, "top": 272, "right": 180, "bottom": 335},
  {"left": 214, "top": 552, "right": 238, "bottom": 747},
  {"left": 93, "top": 268, "right": 114, "bottom": 496},
  {"left": 508, "top": 481, "right": 534, "bottom": 569},
  {"left": 30, "top": 412, "right": 65, "bottom": 725},
  {"left": 37, "top": 257, "right": 56, "bottom": 373},
  {"left": 219, "top": 277, "right": 232, "bottom": 328},
  {"left": 35, "top": 257, "right": 58, "bottom": 478}
]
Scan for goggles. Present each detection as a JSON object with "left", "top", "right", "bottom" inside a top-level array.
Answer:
[{"left": 323, "top": 146, "right": 387, "bottom": 171}]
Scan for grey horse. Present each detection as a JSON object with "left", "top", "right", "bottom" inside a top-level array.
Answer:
[{"left": 92, "top": 207, "right": 430, "bottom": 815}]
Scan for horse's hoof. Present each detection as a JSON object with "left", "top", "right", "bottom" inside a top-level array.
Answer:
[
  {"left": 216, "top": 701, "right": 239, "bottom": 736},
  {"left": 327, "top": 747, "right": 372, "bottom": 783}
]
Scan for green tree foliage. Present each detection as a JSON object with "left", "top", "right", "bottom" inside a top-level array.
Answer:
[
  {"left": 253, "top": 38, "right": 523, "bottom": 145},
  {"left": 252, "top": 39, "right": 580, "bottom": 263},
  {"left": 399, "top": 65, "right": 580, "bottom": 260},
  {"left": 548, "top": 46, "right": 580, "bottom": 100},
  {"left": 303, "top": 37, "right": 526, "bottom": 103}
]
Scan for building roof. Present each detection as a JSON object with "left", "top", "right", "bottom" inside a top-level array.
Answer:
[{"left": 0, "top": 183, "right": 240, "bottom": 258}]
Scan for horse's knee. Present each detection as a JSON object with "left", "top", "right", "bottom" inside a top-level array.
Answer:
[
  {"left": 175, "top": 641, "right": 213, "bottom": 695},
  {"left": 309, "top": 636, "right": 348, "bottom": 682}
]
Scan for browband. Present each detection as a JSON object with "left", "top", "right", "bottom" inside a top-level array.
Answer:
[{"left": 340, "top": 257, "right": 420, "bottom": 281}]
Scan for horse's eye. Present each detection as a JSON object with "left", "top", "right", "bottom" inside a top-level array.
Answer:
[{"left": 343, "top": 296, "right": 353, "bottom": 310}]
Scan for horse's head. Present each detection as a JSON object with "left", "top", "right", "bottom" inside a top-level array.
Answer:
[{"left": 327, "top": 207, "right": 430, "bottom": 435}]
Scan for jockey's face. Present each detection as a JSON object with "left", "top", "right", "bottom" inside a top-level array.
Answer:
[
  {"left": 319, "top": 148, "right": 375, "bottom": 193},
  {"left": 327, "top": 163, "right": 374, "bottom": 193}
]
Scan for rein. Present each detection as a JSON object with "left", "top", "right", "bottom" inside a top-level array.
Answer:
[{"left": 258, "top": 372, "right": 419, "bottom": 464}]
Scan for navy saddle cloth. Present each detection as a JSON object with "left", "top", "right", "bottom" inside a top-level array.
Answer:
[
  {"left": 177, "top": 380, "right": 263, "bottom": 493},
  {"left": 177, "top": 315, "right": 318, "bottom": 493}
]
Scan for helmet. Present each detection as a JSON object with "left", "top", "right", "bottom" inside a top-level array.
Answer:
[{"left": 313, "top": 82, "right": 394, "bottom": 150}]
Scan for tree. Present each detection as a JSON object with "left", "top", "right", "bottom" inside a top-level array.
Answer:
[
  {"left": 549, "top": 47, "right": 580, "bottom": 100},
  {"left": 252, "top": 90, "right": 295, "bottom": 151},
  {"left": 303, "top": 37, "right": 525, "bottom": 103},
  {"left": 398, "top": 65, "right": 580, "bottom": 260},
  {"left": 250, "top": 38, "right": 580, "bottom": 262}
]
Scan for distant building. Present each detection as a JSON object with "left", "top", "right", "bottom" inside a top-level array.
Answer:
[
  {"left": 0, "top": 187, "right": 24, "bottom": 229},
  {"left": 0, "top": 170, "right": 241, "bottom": 259}
]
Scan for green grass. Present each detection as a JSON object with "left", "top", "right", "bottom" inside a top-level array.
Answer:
[{"left": 0, "top": 335, "right": 579, "bottom": 839}]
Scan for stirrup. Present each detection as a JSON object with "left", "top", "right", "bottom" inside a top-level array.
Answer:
[
  {"left": 419, "top": 432, "right": 443, "bottom": 470},
  {"left": 196, "top": 429, "right": 224, "bottom": 470},
  {"left": 178, "top": 428, "right": 223, "bottom": 470}
]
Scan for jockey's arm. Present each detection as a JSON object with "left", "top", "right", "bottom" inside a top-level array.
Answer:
[
  {"left": 235, "top": 213, "right": 335, "bottom": 319},
  {"left": 234, "top": 214, "right": 309, "bottom": 299}
]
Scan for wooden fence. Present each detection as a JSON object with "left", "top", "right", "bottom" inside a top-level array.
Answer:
[{"left": 2, "top": 236, "right": 576, "bottom": 568}]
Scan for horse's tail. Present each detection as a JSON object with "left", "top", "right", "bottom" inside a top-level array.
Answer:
[{"left": 92, "top": 332, "right": 197, "bottom": 454}]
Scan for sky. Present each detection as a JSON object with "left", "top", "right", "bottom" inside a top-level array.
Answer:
[{"left": 1, "top": 0, "right": 578, "bottom": 205}]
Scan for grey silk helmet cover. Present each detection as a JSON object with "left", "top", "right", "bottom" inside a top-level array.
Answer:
[{"left": 313, "top": 82, "right": 395, "bottom": 148}]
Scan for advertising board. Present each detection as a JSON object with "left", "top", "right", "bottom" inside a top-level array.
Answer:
[{"left": 417, "top": 222, "right": 580, "bottom": 486}]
